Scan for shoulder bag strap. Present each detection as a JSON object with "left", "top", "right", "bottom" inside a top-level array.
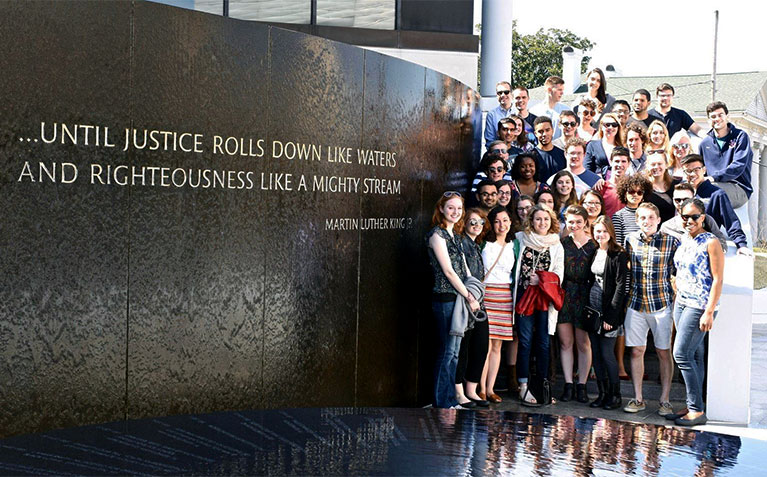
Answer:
[{"left": 483, "top": 242, "right": 508, "bottom": 283}]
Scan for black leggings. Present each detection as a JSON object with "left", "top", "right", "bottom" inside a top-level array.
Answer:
[
  {"left": 589, "top": 331, "right": 618, "bottom": 385},
  {"left": 456, "top": 318, "right": 489, "bottom": 384}
]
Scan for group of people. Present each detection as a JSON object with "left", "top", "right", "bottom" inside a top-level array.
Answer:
[{"left": 428, "top": 72, "right": 753, "bottom": 428}]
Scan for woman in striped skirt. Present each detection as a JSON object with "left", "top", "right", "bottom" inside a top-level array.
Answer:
[{"left": 480, "top": 206, "right": 517, "bottom": 403}]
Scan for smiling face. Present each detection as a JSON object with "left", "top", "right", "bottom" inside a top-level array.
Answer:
[
  {"left": 625, "top": 185, "right": 645, "bottom": 207},
  {"left": 627, "top": 130, "right": 644, "bottom": 156},
  {"left": 493, "top": 210, "right": 512, "bottom": 238},
  {"left": 478, "top": 185, "right": 498, "bottom": 209},
  {"left": 671, "top": 137, "right": 691, "bottom": 159},
  {"left": 490, "top": 143, "right": 510, "bottom": 162},
  {"left": 649, "top": 125, "right": 666, "bottom": 147},
  {"left": 566, "top": 144, "right": 585, "bottom": 171},
  {"left": 496, "top": 83, "right": 512, "bottom": 109},
  {"left": 582, "top": 193, "right": 602, "bottom": 219},
  {"left": 681, "top": 160, "right": 706, "bottom": 187},
  {"left": 592, "top": 222, "right": 611, "bottom": 247},
  {"left": 707, "top": 107, "right": 728, "bottom": 133},
  {"left": 513, "top": 118, "right": 524, "bottom": 137},
  {"left": 517, "top": 199, "right": 533, "bottom": 222},
  {"left": 680, "top": 203, "right": 705, "bottom": 236},
  {"left": 636, "top": 207, "right": 660, "bottom": 235},
  {"left": 560, "top": 114, "right": 577, "bottom": 137},
  {"left": 498, "top": 183, "right": 512, "bottom": 207},
  {"left": 601, "top": 118, "right": 619, "bottom": 140},
  {"left": 672, "top": 188, "right": 694, "bottom": 213},
  {"left": 486, "top": 159, "right": 506, "bottom": 182},
  {"left": 587, "top": 72, "right": 601, "bottom": 93},
  {"left": 613, "top": 104, "right": 630, "bottom": 126},
  {"left": 513, "top": 88, "right": 529, "bottom": 112},
  {"left": 532, "top": 209, "right": 552, "bottom": 234},
  {"left": 632, "top": 93, "right": 649, "bottom": 114},
  {"left": 658, "top": 88, "right": 673, "bottom": 109},
  {"left": 499, "top": 122, "right": 515, "bottom": 143},
  {"left": 611, "top": 154, "right": 629, "bottom": 178},
  {"left": 647, "top": 153, "right": 667, "bottom": 178},
  {"left": 535, "top": 122, "right": 553, "bottom": 146},
  {"left": 555, "top": 175, "right": 573, "bottom": 196},
  {"left": 441, "top": 197, "right": 463, "bottom": 225},
  {"left": 466, "top": 212, "right": 485, "bottom": 239},
  {"left": 566, "top": 213, "right": 586, "bottom": 235},
  {"left": 579, "top": 107, "right": 596, "bottom": 127},
  {"left": 518, "top": 156, "right": 536, "bottom": 181}
]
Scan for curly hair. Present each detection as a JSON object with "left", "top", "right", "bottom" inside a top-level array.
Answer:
[
  {"left": 616, "top": 173, "right": 652, "bottom": 205},
  {"left": 510, "top": 152, "right": 538, "bottom": 182}
]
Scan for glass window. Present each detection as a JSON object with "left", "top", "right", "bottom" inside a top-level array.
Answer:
[
  {"left": 228, "top": 0, "right": 311, "bottom": 24},
  {"left": 316, "top": 0, "right": 395, "bottom": 30}
]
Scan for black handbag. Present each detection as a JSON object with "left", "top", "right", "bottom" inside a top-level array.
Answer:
[{"left": 582, "top": 305, "right": 603, "bottom": 333}]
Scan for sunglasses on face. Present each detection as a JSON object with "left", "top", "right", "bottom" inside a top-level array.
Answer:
[
  {"left": 602, "top": 122, "right": 619, "bottom": 128},
  {"left": 627, "top": 189, "right": 644, "bottom": 196},
  {"left": 681, "top": 213, "right": 703, "bottom": 222},
  {"left": 647, "top": 149, "right": 666, "bottom": 155},
  {"left": 561, "top": 121, "right": 577, "bottom": 128},
  {"left": 497, "top": 90, "right": 511, "bottom": 96},
  {"left": 581, "top": 110, "right": 596, "bottom": 117},
  {"left": 673, "top": 197, "right": 691, "bottom": 204},
  {"left": 487, "top": 166, "right": 505, "bottom": 173},
  {"left": 443, "top": 191, "right": 462, "bottom": 198},
  {"left": 469, "top": 218, "right": 485, "bottom": 226},
  {"left": 672, "top": 143, "right": 690, "bottom": 150}
]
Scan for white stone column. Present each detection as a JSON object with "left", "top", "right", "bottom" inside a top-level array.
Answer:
[{"left": 479, "top": 0, "right": 513, "bottom": 118}]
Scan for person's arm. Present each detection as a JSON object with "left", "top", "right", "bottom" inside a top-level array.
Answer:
[
  {"left": 701, "top": 238, "right": 725, "bottom": 332},
  {"left": 613, "top": 212, "right": 624, "bottom": 247},
  {"left": 584, "top": 141, "right": 597, "bottom": 172},
  {"left": 710, "top": 130, "right": 753, "bottom": 184},
  {"left": 484, "top": 110, "right": 497, "bottom": 145},
  {"left": 688, "top": 123, "right": 702, "bottom": 136},
  {"left": 429, "top": 233, "right": 477, "bottom": 309},
  {"left": 702, "top": 214, "right": 728, "bottom": 253},
  {"left": 550, "top": 242, "right": 565, "bottom": 283}
]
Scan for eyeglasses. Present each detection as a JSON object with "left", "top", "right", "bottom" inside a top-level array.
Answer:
[
  {"left": 497, "top": 90, "right": 511, "bottom": 96},
  {"left": 581, "top": 110, "right": 596, "bottom": 117},
  {"left": 681, "top": 213, "right": 703, "bottom": 222},
  {"left": 614, "top": 109, "right": 629, "bottom": 116},
  {"left": 499, "top": 190, "right": 512, "bottom": 197},
  {"left": 682, "top": 166, "right": 704, "bottom": 176},
  {"left": 501, "top": 127, "right": 514, "bottom": 133},
  {"left": 672, "top": 143, "right": 690, "bottom": 151},
  {"left": 487, "top": 166, "right": 505, "bottom": 173},
  {"left": 602, "top": 122, "right": 619, "bottom": 128},
  {"left": 560, "top": 121, "right": 577, "bottom": 128},
  {"left": 517, "top": 205, "right": 532, "bottom": 212},
  {"left": 469, "top": 218, "right": 485, "bottom": 226},
  {"left": 443, "top": 191, "right": 462, "bottom": 198},
  {"left": 479, "top": 192, "right": 498, "bottom": 198},
  {"left": 583, "top": 201, "right": 601, "bottom": 207},
  {"left": 627, "top": 189, "right": 644, "bottom": 196}
]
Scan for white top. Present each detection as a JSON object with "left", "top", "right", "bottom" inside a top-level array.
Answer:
[{"left": 481, "top": 241, "right": 516, "bottom": 284}]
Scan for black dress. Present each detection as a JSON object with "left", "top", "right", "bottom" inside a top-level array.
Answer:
[{"left": 557, "top": 236, "right": 598, "bottom": 328}]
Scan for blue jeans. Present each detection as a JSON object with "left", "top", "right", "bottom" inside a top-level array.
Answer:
[
  {"left": 516, "top": 310, "right": 549, "bottom": 383},
  {"left": 432, "top": 300, "right": 462, "bottom": 408},
  {"left": 673, "top": 303, "right": 713, "bottom": 413}
]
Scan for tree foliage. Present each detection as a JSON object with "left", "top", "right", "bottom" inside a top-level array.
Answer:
[{"left": 511, "top": 21, "right": 594, "bottom": 89}]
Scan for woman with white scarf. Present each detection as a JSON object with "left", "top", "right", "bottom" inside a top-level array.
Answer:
[{"left": 512, "top": 204, "right": 565, "bottom": 406}]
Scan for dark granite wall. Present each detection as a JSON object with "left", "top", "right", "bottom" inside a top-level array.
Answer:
[{"left": 0, "top": 0, "right": 480, "bottom": 437}]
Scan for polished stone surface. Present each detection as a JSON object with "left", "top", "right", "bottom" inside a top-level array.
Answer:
[
  {"left": 0, "top": 407, "right": 761, "bottom": 476},
  {"left": 0, "top": 0, "right": 482, "bottom": 437}
]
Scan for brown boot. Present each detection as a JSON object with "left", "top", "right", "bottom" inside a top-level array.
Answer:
[{"left": 508, "top": 365, "right": 519, "bottom": 394}]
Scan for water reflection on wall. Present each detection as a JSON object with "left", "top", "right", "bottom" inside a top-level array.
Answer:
[{"left": 0, "top": 408, "right": 756, "bottom": 476}]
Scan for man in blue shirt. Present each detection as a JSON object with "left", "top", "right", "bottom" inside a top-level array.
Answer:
[
  {"left": 699, "top": 101, "right": 752, "bottom": 209},
  {"left": 681, "top": 154, "right": 751, "bottom": 255},
  {"left": 484, "top": 81, "right": 513, "bottom": 147},
  {"left": 649, "top": 83, "right": 702, "bottom": 138},
  {"left": 533, "top": 116, "right": 566, "bottom": 181}
]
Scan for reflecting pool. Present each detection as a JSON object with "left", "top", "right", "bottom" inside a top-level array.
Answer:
[{"left": 0, "top": 407, "right": 761, "bottom": 475}]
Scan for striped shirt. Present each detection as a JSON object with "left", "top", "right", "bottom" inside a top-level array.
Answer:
[
  {"left": 612, "top": 206, "right": 640, "bottom": 247},
  {"left": 625, "top": 231, "right": 679, "bottom": 313}
]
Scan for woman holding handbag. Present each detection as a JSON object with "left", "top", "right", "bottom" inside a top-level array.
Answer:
[
  {"left": 586, "top": 216, "right": 629, "bottom": 410},
  {"left": 479, "top": 206, "right": 518, "bottom": 404},
  {"left": 426, "top": 191, "right": 480, "bottom": 409},
  {"left": 512, "top": 204, "right": 564, "bottom": 406}
]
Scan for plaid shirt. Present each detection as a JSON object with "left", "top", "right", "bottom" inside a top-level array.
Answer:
[{"left": 625, "top": 230, "right": 679, "bottom": 313}]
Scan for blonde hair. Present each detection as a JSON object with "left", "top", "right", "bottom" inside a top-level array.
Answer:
[{"left": 524, "top": 204, "right": 560, "bottom": 235}]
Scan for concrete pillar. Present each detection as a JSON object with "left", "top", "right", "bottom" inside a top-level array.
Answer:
[
  {"left": 479, "top": 0, "right": 513, "bottom": 114},
  {"left": 757, "top": 144, "right": 767, "bottom": 244}
]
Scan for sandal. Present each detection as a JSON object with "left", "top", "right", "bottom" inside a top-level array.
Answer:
[{"left": 519, "top": 383, "right": 541, "bottom": 407}]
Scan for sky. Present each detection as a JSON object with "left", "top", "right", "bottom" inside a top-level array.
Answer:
[{"left": 474, "top": 0, "right": 767, "bottom": 77}]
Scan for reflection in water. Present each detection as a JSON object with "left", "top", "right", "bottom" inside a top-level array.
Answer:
[{"left": 0, "top": 407, "right": 759, "bottom": 475}]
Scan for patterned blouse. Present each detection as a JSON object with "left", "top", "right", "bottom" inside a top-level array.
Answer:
[
  {"left": 675, "top": 232, "right": 716, "bottom": 310},
  {"left": 515, "top": 247, "right": 551, "bottom": 298},
  {"left": 426, "top": 226, "right": 467, "bottom": 295}
]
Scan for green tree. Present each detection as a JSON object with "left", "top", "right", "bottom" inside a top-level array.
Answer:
[{"left": 511, "top": 21, "right": 594, "bottom": 88}]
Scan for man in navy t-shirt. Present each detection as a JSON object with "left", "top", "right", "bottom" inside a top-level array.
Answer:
[
  {"left": 648, "top": 83, "right": 702, "bottom": 138},
  {"left": 533, "top": 116, "right": 566, "bottom": 181},
  {"left": 627, "top": 89, "right": 663, "bottom": 129},
  {"left": 547, "top": 137, "right": 602, "bottom": 198}
]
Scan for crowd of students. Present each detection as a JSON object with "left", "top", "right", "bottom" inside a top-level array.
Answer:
[{"left": 427, "top": 72, "right": 753, "bottom": 427}]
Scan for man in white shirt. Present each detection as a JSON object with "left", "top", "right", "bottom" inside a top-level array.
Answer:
[{"left": 530, "top": 76, "right": 568, "bottom": 139}]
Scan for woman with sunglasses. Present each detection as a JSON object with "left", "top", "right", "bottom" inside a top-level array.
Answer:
[
  {"left": 671, "top": 198, "right": 724, "bottom": 426},
  {"left": 586, "top": 216, "right": 629, "bottom": 410},
  {"left": 612, "top": 174, "right": 652, "bottom": 247},
  {"left": 585, "top": 113, "right": 625, "bottom": 178},
  {"left": 480, "top": 206, "right": 518, "bottom": 403},
  {"left": 455, "top": 208, "right": 492, "bottom": 407},
  {"left": 645, "top": 151, "right": 681, "bottom": 223},
  {"left": 669, "top": 131, "right": 694, "bottom": 179},
  {"left": 572, "top": 67, "right": 616, "bottom": 125},
  {"left": 576, "top": 98, "right": 598, "bottom": 141},
  {"left": 510, "top": 152, "right": 550, "bottom": 200},
  {"left": 426, "top": 191, "right": 480, "bottom": 409}
]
